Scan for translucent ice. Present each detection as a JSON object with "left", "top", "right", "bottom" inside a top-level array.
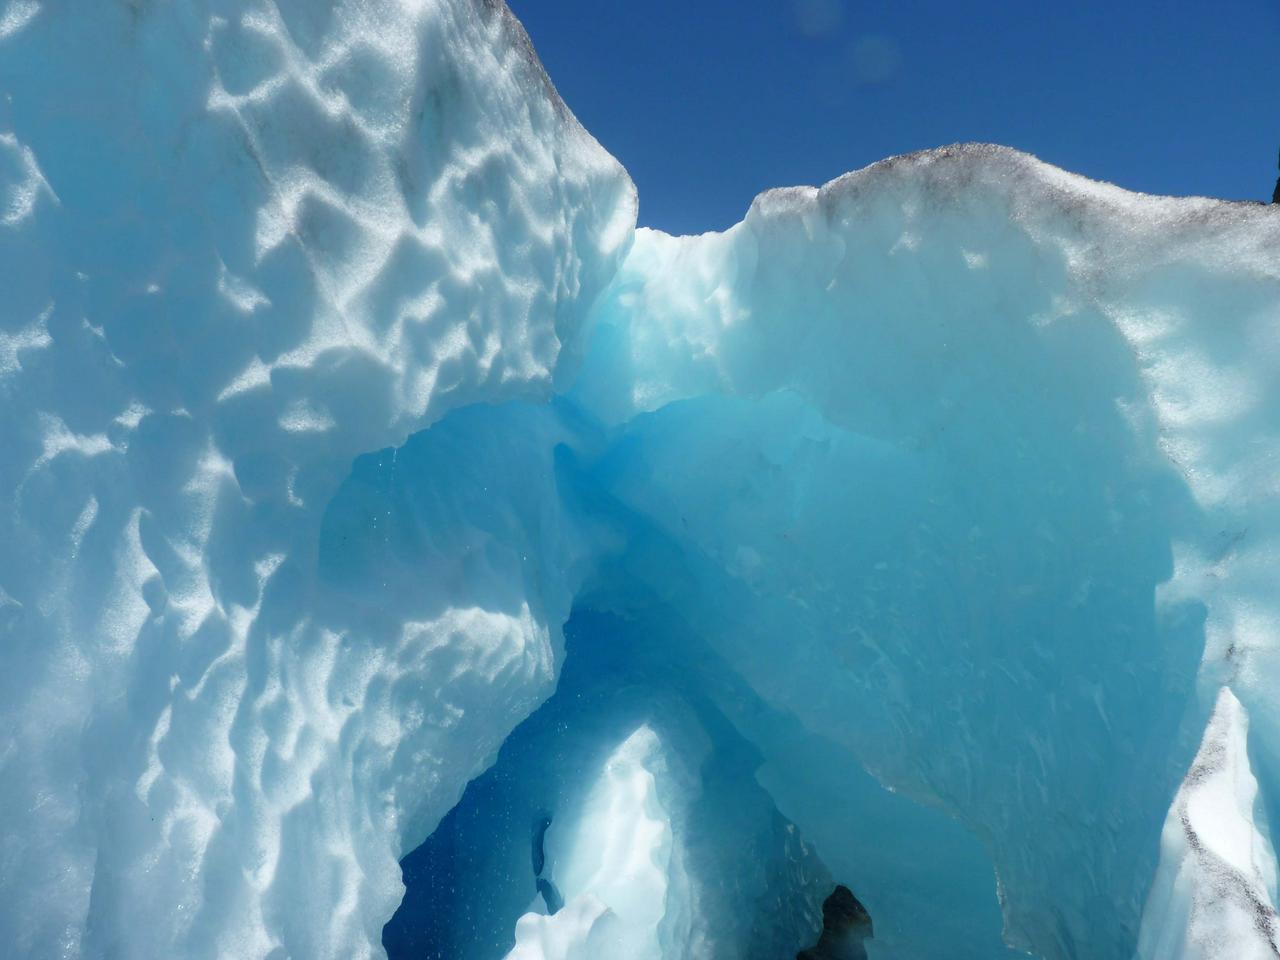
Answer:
[
  {"left": 3, "top": 2, "right": 1280, "bottom": 960},
  {"left": 563, "top": 150, "right": 1280, "bottom": 956}
]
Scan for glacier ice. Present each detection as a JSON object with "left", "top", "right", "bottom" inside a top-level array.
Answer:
[
  {"left": 0, "top": 0, "right": 630, "bottom": 956},
  {"left": 2, "top": 1, "right": 1280, "bottom": 959}
]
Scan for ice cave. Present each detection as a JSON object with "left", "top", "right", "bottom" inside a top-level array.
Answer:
[{"left": 1, "top": 1, "right": 1278, "bottom": 958}]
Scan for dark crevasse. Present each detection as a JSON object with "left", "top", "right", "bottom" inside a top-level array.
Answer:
[{"left": 382, "top": 606, "right": 834, "bottom": 960}]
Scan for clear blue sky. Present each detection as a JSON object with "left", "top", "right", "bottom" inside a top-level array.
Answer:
[{"left": 509, "top": 0, "right": 1280, "bottom": 235}]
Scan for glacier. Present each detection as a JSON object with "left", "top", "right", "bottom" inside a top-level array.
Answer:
[{"left": 1, "top": 1, "right": 1279, "bottom": 959}]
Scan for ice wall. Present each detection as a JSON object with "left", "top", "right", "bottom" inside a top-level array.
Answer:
[
  {"left": 567, "top": 146, "right": 1280, "bottom": 957},
  {"left": 3, "top": 2, "right": 1280, "bottom": 959},
  {"left": 0, "top": 1, "right": 632, "bottom": 957}
]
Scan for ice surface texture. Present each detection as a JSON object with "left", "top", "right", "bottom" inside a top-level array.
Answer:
[
  {"left": 2, "top": 1, "right": 1279, "bottom": 959},
  {"left": 1138, "top": 689, "right": 1278, "bottom": 960},
  {"left": 0, "top": 1, "right": 631, "bottom": 956}
]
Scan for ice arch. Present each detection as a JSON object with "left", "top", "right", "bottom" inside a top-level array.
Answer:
[{"left": 1, "top": 1, "right": 1279, "bottom": 959}]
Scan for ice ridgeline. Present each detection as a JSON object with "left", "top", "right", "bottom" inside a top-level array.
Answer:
[{"left": 1, "top": 1, "right": 1279, "bottom": 958}]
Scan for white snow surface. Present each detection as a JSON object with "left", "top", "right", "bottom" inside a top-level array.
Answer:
[
  {"left": 2, "top": 2, "right": 1280, "bottom": 960},
  {"left": 505, "top": 726, "right": 675, "bottom": 960},
  {"left": 1139, "top": 687, "right": 1279, "bottom": 960}
]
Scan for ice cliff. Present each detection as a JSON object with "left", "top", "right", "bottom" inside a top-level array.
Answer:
[{"left": 1, "top": 2, "right": 1278, "bottom": 959}]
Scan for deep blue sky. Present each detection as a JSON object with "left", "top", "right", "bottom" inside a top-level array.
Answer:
[{"left": 509, "top": 0, "right": 1280, "bottom": 235}]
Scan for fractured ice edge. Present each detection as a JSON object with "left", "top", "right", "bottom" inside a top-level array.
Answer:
[{"left": 1, "top": 1, "right": 1278, "bottom": 958}]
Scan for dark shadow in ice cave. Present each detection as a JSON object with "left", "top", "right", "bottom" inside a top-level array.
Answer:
[
  {"left": 381, "top": 606, "right": 838, "bottom": 959},
  {"left": 381, "top": 593, "right": 1023, "bottom": 960},
  {"left": 796, "top": 885, "right": 874, "bottom": 960}
]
